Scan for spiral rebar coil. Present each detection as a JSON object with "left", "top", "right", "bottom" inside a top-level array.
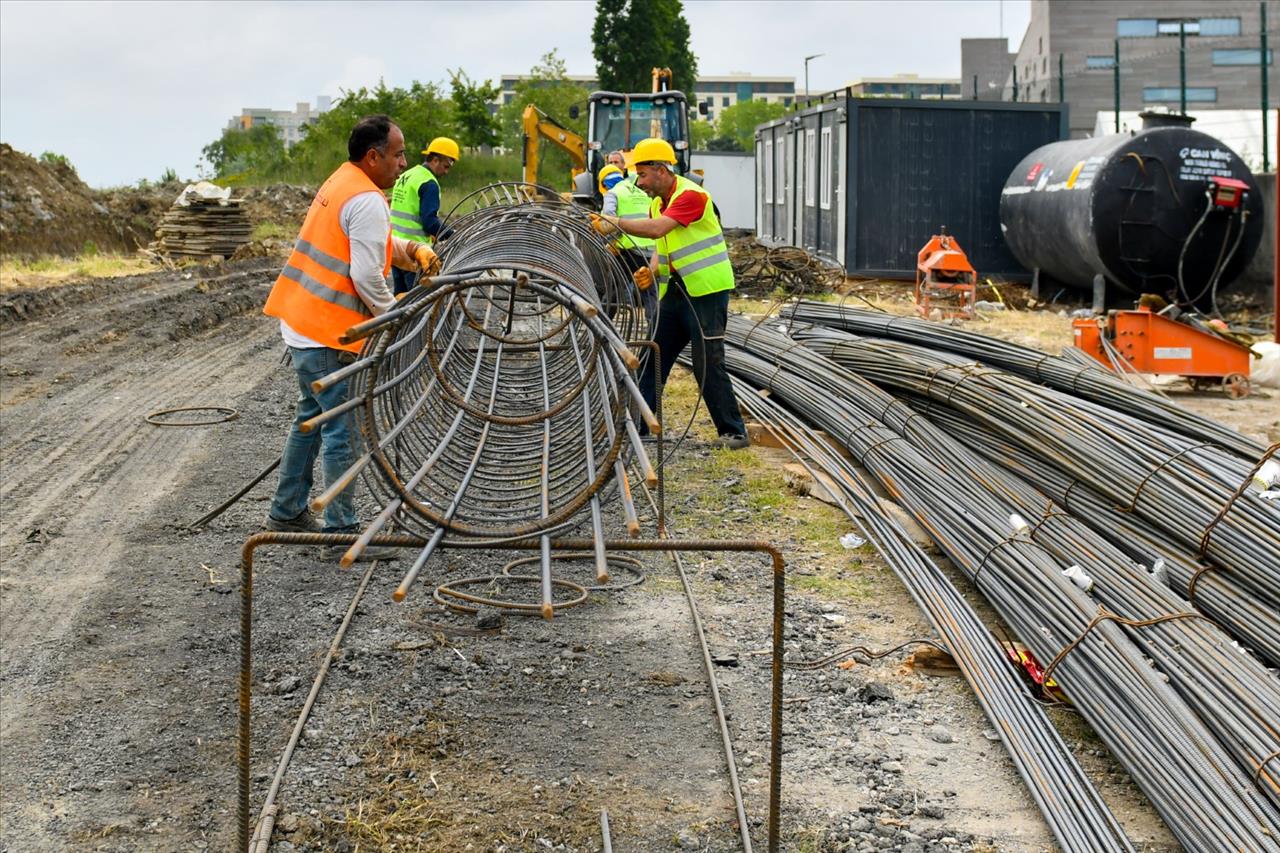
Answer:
[{"left": 353, "top": 195, "right": 650, "bottom": 535}]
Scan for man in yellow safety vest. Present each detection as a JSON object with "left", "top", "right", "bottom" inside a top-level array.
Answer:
[
  {"left": 591, "top": 138, "right": 748, "bottom": 450},
  {"left": 388, "top": 136, "right": 458, "bottom": 294}
]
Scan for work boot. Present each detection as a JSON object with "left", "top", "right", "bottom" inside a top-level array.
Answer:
[
  {"left": 711, "top": 433, "right": 750, "bottom": 450},
  {"left": 263, "top": 509, "right": 321, "bottom": 533}
]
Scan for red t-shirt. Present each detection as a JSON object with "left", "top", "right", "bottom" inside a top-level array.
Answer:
[{"left": 658, "top": 187, "right": 708, "bottom": 226}]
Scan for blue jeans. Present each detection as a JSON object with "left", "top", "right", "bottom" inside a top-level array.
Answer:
[
  {"left": 269, "top": 346, "right": 359, "bottom": 532},
  {"left": 391, "top": 266, "right": 416, "bottom": 296},
  {"left": 639, "top": 285, "right": 745, "bottom": 438}
]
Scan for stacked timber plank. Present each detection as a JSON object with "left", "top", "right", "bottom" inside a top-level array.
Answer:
[{"left": 153, "top": 183, "right": 252, "bottom": 259}]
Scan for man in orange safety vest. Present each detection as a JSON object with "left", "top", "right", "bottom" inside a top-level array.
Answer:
[{"left": 261, "top": 114, "right": 440, "bottom": 559}]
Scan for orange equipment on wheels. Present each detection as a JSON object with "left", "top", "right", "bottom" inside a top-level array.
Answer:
[
  {"left": 1072, "top": 305, "right": 1252, "bottom": 398},
  {"left": 915, "top": 228, "right": 977, "bottom": 320}
]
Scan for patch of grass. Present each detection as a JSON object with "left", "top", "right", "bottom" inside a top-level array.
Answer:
[
  {"left": 310, "top": 712, "right": 661, "bottom": 851},
  {"left": 438, "top": 153, "right": 523, "bottom": 214},
  {"left": 250, "top": 221, "right": 292, "bottom": 241},
  {"left": 0, "top": 253, "right": 157, "bottom": 291},
  {"left": 791, "top": 572, "right": 876, "bottom": 600}
]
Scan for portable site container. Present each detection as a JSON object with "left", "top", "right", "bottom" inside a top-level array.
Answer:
[{"left": 755, "top": 97, "right": 1068, "bottom": 279}]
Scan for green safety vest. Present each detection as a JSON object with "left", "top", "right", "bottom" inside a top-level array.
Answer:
[
  {"left": 651, "top": 175, "right": 734, "bottom": 300},
  {"left": 612, "top": 179, "right": 655, "bottom": 251},
  {"left": 389, "top": 164, "right": 438, "bottom": 244}
]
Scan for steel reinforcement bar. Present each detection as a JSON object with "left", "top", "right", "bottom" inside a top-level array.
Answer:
[
  {"left": 732, "top": 381, "right": 1134, "bottom": 853},
  {"left": 722, "top": 318, "right": 1280, "bottom": 850},
  {"left": 781, "top": 301, "right": 1264, "bottom": 460},
  {"left": 295, "top": 196, "right": 658, "bottom": 609}
]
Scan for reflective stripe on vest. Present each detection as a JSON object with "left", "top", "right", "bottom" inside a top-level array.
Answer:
[
  {"left": 612, "top": 179, "right": 655, "bottom": 250},
  {"left": 263, "top": 162, "right": 391, "bottom": 352},
  {"left": 389, "top": 163, "right": 437, "bottom": 244},
  {"left": 651, "top": 175, "right": 734, "bottom": 300}
]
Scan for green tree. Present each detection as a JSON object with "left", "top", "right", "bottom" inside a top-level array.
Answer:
[
  {"left": 495, "top": 51, "right": 591, "bottom": 189},
  {"left": 449, "top": 69, "right": 501, "bottom": 148},
  {"left": 713, "top": 99, "right": 787, "bottom": 152},
  {"left": 689, "top": 118, "right": 717, "bottom": 151},
  {"left": 201, "top": 123, "right": 287, "bottom": 180},
  {"left": 496, "top": 50, "right": 590, "bottom": 147},
  {"left": 286, "top": 80, "right": 452, "bottom": 182},
  {"left": 592, "top": 0, "right": 698, "bottom": 94}
]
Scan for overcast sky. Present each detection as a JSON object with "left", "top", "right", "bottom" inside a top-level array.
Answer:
[{"left": 1, "top": 0, "right": 1029, "bottom": 188}]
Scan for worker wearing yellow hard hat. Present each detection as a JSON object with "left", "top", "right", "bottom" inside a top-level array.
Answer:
[
  {"left": 590, "top": 137, "right": 747, "bottom": 449},
  {"left": 389, "top": 136, "right": 460, "bottom": 294},
  {"left": 599, "top": 163, "right": 656, "bottom": 256}
]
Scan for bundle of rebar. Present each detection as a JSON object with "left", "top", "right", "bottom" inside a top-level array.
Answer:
[
  {"left": 780, "top": 302, "right": 1264, "bottom": 459},
  {"left": 733, "top": 382, "right": 1134, "bottom": 853},
  {"left": 722, "top": 318, "right": 1280, "bottom": 850},
  {"left": 299, "top": 191, "right": 656, "bottom": 610},
  {"left": 785, "top": 322, "right": 1280, "bottom": 614},
  {"left": 914, "top": 402, "right": 1280, "bottom": 665},
  {"left": 728, "top": 236, "right": 843, "bottom": 297},
  {"left": 767, "top": 321, "right": 1280, "bottom": 810}
]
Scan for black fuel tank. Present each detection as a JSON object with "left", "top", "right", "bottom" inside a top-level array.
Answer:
[{"left": 999, "top": 114, "right": 1264, "bottom": 300}]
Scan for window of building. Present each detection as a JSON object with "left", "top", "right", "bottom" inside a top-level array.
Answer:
[
  {"left": 1200, "top": 17, "right": 1241, "bottom": 36},
  {"left": 820, "top": 126, "right": 832, "bottom": 210},
  {"left": 722, "top": 96, "right": 730, "bottom": 107},
  {"left": 1213, "top": 48, "right": 1272, "bottom": 65},
  {"left": 1143, "top": 86, "right": 1217, "bottom": 102},
  {"left": 1086, "top": 55, "right": 1116, "bottom": 69},
  {"left": 1117, "top": 18, "right": 1157, "bottom": 37},
  {"left": 1040, "top": 88, "right": 1047, "bottom": 102},
  {"left": 1120, "top": 16, "right": 1241, "bottom": 38},
  {"left": 764, "top": 139, "right": 774, "bottom": 203},
  {"left": 804, "top": 128, "right": 816, "bottom": 206},
  {"left": 1038, "top": 36, "right": 1043, "bottom": 54},
  {"left": 1157, "top": 18, "right": 1198, "bottom": 36}
]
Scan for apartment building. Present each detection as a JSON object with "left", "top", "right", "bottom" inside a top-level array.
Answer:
[{"left": 228, "top": 96, "right": 333, "bottom": 148}]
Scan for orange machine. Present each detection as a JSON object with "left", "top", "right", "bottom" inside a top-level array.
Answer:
[
  {"left": 1072, "top": 306, "right": 1252, "bottom": 398},
  {"left": 915, "top": 228, "right": 977, "bottom": 320}
]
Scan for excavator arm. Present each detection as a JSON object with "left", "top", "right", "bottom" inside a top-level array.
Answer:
[{"left": 521, "top": 104, "right": 586, "bottom": 189}]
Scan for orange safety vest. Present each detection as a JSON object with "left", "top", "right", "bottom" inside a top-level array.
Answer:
[{"left": 263, "top": 162, "right": 392, "bottom": 352}]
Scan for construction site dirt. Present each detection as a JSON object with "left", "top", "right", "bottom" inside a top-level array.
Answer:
[{"left": 1, "top": 260, "right": 1275, "bottom": 852}]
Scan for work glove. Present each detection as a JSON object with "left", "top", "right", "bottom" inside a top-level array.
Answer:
[
  {"left": 632, "top": 266, "right": 654, "bottom": 291},
  {"left": 414, "top": 244, "right": 442, "bottom": 278},
  {"left": 589, "top": 213, "right": 619, "bottom": 237}
]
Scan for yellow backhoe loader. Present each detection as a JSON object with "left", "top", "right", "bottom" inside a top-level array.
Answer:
[{"left": 521, "top": 67, "right": 705, "bottom": 205}]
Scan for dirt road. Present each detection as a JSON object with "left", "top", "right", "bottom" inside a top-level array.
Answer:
[
  {"left": 1, "top": 260, "right": 287, "bottom": 848},
  {"left": 9, "top": 265, "right": 1262, "bottom": 850}
]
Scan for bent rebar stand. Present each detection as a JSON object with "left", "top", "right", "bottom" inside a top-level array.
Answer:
[{"left": 236, "top": 533, "right": 786, "bottom": 853}]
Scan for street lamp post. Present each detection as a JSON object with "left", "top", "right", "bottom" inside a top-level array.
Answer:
[{"left": 804, "top": 53, "right": 824, "bottom": 107}]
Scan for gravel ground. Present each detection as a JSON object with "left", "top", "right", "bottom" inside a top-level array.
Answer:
[{"left": 4, "top": 264, "right": 1272, "bottom": 851}]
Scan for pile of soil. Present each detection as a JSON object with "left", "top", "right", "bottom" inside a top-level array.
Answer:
[
  {"left": 238, "top": 184, "right": 315, "bottom": 228},
  {"left": 0, "top": 144, "right": 159, "bottom": 257},
  {"left": 0, "top": 143, "right": 313, "bottom": 260}
]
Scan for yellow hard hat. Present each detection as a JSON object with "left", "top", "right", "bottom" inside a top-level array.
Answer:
[
  {"left": 631, "top": 137, "right": 676, "bottom": 166},
  {"left": 423, "top": 137, "right": 460, "bottom": 161},
  {"left": 598, "top": 164, "right": 623, "bottom": 194}
]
